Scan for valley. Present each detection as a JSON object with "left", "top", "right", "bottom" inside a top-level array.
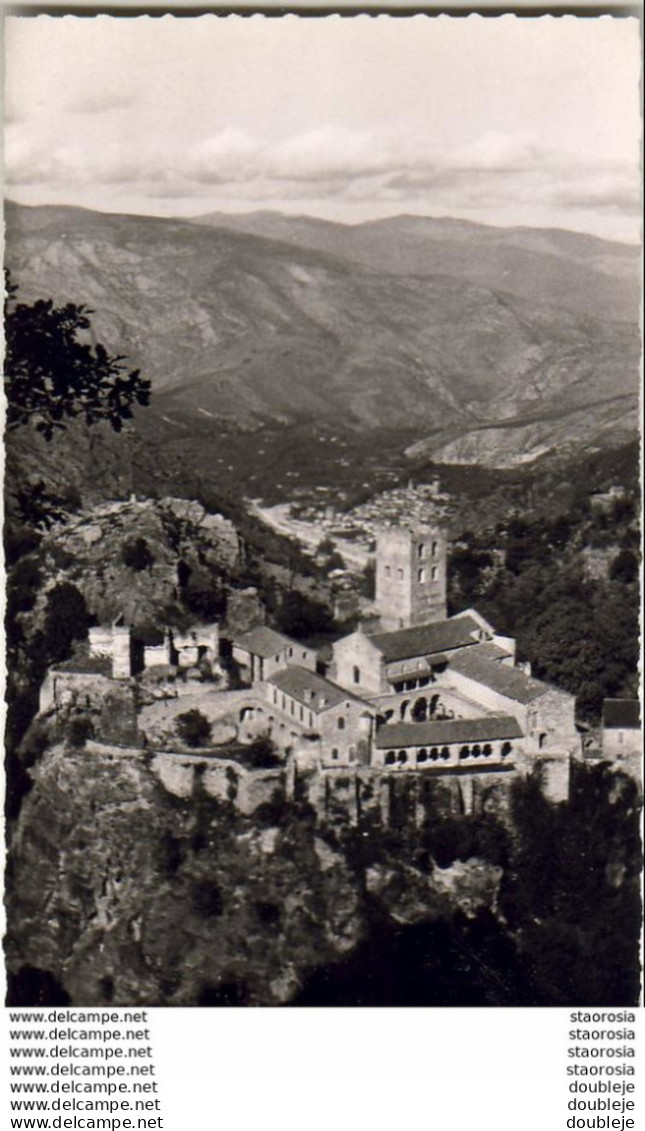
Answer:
[
  {"left": 5, "top": 201, "right": 640, "bottom": 488},
  {"left": 4, "top": 200, "right": 641, "bottom": 1011}
]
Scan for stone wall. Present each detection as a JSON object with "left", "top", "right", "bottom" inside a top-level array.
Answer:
[
  {"left": 151, "top": 752, "right": 283, "bottom": 815},
  {"left": 332, "top": 631, "right": 385, "bottom": 695},
  {"left": 289, "top": 762, "right": 520, "bottom": 827},
  {"left": 602, "top": 728, "right": 641, "bottom": 761}
]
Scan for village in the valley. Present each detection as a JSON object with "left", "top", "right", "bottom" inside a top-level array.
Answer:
[{"left": 38, "top": 518, "right": 641, "bottom": 824}]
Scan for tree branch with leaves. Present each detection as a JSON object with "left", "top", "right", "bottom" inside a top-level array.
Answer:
[{"left": 4, "top": 270, "right": 151, "bottom": 440}]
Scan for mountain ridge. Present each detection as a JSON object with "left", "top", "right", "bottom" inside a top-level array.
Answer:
[{"left": 4, "top": 200, "right": 640, "bottom": 473}]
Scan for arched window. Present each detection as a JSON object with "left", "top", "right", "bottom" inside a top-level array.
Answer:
[
  {"left": 418, "top": 543, "right": 424, "bottom": 558},
  {"left": 384, "top": 565, "right": 391, "bottom": 577},
  {"left": 472, "top": 744, "right": 481, "bottom": 758},
  {"left": 431, "top": 565, "right": 438, "bottom": 581},
  {"left": 441, "top": 746, "right": 450, "bottom": 760},
  {"left": 411, "top": 697, "right": 428, "bottom": 722},
  {"left": 430, "top": 747, "right": 439, "bottom": 761},
  {"left": 418, "top": 567, "right": 426, "bottom": 583},
  {"left": 400, "top": 700, "right": 410, "bottom": 721},
  {"left": 353, "top": 666, "right": 360, "bottom": 684},
  {"left": 417, "top": 748, "right": 427, "bottom": 763},
  {"left": 337, "top": 716, "right": 346, "bottom": 730},
  {"left": 331, "top": 748, "right": 339, "bottom": 760},
  {"left": 397, "top": 750, "right": 408, "bottom": 764},
  {"left": 398, "top": 568, "right": 404, "bottom": 580},
  {"left": 385, "top": 750, "right": 396, "bottom": 765},
  {"left": 459, "top": 745, "right": 470, "bottom": 760},
  {"left": 483, "top": 744, "right": 492, "bottom": 758},
  {"left": 431, "top": 541, "right": 437, "bottom": 557},
  {"left": 501, "top": 741, "right": 512, "bottom": 758}
]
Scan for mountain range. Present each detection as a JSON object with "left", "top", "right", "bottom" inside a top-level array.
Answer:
[{"left": 4, "top": 200, "right": 640, "bottom": 477}]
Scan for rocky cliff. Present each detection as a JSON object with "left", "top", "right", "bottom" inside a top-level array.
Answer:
[{"left": 5, "top": 744, "right": 504, "bottom": 1006}]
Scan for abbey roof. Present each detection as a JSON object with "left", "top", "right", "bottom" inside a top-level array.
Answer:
[
  {"left": 375, "top": 715, "right": 523, "bottom": 748},
  {"left": 268, "top": 666, "right": 368, "bottom": 714},
  {"left": 602, "top": 699, "right": 641, "bottom": 729},
  {"left": 369, "top": 614, "right": 480, "bottom": 663},
  {"left": 234, "top": 625, "right": 298, "bottom": 659},
  {"left": 448, "top": 650, "right": 558, "bottom": 704}
]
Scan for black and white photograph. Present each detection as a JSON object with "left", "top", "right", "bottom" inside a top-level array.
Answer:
[{"left": 3, "top": 12, "right": 642, "bottom": 1012}]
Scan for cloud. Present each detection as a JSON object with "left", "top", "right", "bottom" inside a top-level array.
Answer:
[
  {"left": 5, "top": 119, "right": 640, "bottom": 241},
  {"left": 447, "top": 130, "right": 542, "bottom": 172}
]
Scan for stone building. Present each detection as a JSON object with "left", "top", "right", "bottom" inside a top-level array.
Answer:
[
  {"left": 263, "top": 667, "right": 375, "bottom": 765},
  {"left": 88, "top": 621, "right": 132, "bottom": 679},
  {"left": 442, "top": 649, "right": 579, "bottom": 757},
  {"left": 232, "top": 625, "right": 317, "bottom": 684},
  {"left": 601, "top": 699, "right": 641, "bottom": 762},
  {"left": 170, "top": 623, "right": 220, "bottom": 670},
  {"left": 38, "top": 516, "right": 583, "bottom": 807},
  {"left": 372, "top": 715, "right": 524, "bottom": 771},
  {"left": 331, "top": 611, "right": 510, "bottom": 699},
  {"left": 374, "top": 524, "right": 447, "bottom": 630}
]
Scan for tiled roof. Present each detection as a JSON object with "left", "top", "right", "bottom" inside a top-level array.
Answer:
[
  {"left": 370, "top": 615, "right": 480, "bottom": 663},
  {"left": 375, "top": 715, "right": 523, "bottom": 748},
  {"left": 54, "top": 656, "right": 113, "bottom": 676},
  {"left": 602, "top": 699, "right": 641, "bottom": 729},
  {"left": 233, "top": 625, "right": 297, "bottom": 659},
  {"left": 268, "top": 666, "right": 367, "bottom": 715},
  {"left": 469, "top": 641, "right": 513, "bottom": 661},
  {"left": 448, "top": 650, "right": 556, "bottom": 704}
]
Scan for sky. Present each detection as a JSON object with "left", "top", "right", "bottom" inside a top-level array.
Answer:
[{"left": 4, "top": 15, "right": 642, "bottom": 242}]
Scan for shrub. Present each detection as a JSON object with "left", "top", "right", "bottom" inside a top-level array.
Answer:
[
  {"left": 191, "top": 878, "right": 224, "bottom": 919},
  {"left": 67, "top": 716, "right": 94, "bottom": 748},
  {"left": 175, "top": 709, "right": 212, "bottom": 748},
  {"left": 121, "top": 537, "right": 154, "bottom": 571},
  {"left": 244, "top": 735, "right": 282, "bottom": 769},
  {"left": 609, "top": 549, "right": 638, "bottom": 585}
]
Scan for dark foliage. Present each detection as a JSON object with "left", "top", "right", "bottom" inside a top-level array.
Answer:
[
  {"left": 448, "top": 493, "right": 640, "bottom": 721},
  {"left": 242, "top": 736, "right": 282, "bottom": 769},
  {"left": 66, "top": 716, "right": 94, "bottom": 749},
  {"left": 501, "top": 764, "right": 642, "bottom": 1004},
  {"left": 191, "top": 878, "right": 224, "bottom": 919},
  {"left": 175, "top": 709, "right": 212, "bottom": 748},
  {"left": 6, "top": 966, "right": 71, "bottom": 1007},
  {"left": 274, "top": 590, "right": 336, "bottom": 638},
  {"left": 121, "top": 537, "right": 154, "bottom": 572},
  {"left": 42, "top": 583, "right": 90, "bottom": 665},
  {"left": 609, "top": 548, "right": 639, "bottom": 584},
  {"left": 4, "top": 271, "right": 150, "bottom": 440}
]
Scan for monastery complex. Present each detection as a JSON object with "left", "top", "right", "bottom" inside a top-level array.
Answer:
[{"left": 40, "top": 523, "right": 589, "bottom": 811}]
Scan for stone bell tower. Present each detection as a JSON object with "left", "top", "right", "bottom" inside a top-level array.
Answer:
[{"left": 374, "top": 524, "right": 447, "bottom": 631}]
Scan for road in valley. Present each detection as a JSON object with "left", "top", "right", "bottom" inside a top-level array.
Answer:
[{"left": 248, "top": 501, "right": 370, "bottom": 570}]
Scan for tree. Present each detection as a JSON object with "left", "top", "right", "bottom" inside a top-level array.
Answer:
[
  {"left": 4, "top": 271, "right": 150, "bottom": 440},
  {"left": 609, "top": 549, "right": 638, "bottom": 585},
  {"left": 175, "top": 708, "right": 212, "bottom": 748},
  {"left": 121, "top": 537, "right": 154, "bottom": 572},
  {"left": 42, "top": 582, "right": 90, "bottom": 664},
  {"left": 67, "top": 715, "right": 94, "bottom": 748}
]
